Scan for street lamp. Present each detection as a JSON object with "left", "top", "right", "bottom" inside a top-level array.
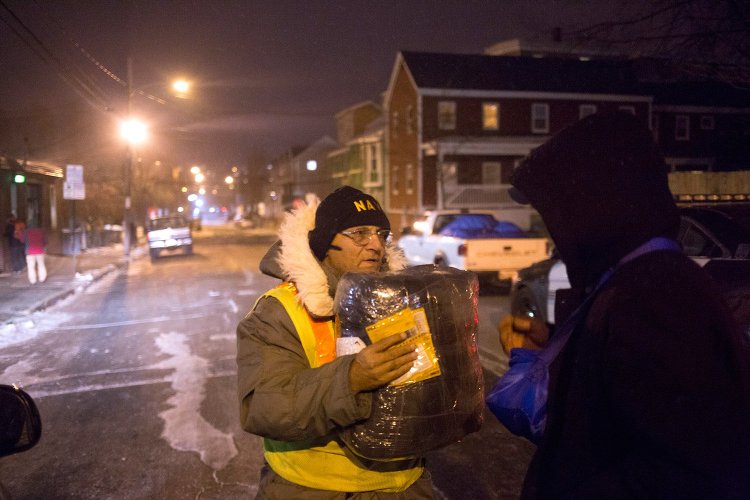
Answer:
[
  {"left": 121, "top": 56, "right": 192, "bottom": 256},
  {"left": 120, "top": 116, "right": 148, "bottom": 255},
  {"left": 119, "top": 118, "right": 148, "bottom": 145},
  {"left": 172, "top": 79, "right": 191, "bottom": 98}
]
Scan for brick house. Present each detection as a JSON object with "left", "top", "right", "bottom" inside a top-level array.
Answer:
[
  {"left": 383, "top": 51, "right": 651, "bottom": 234},
  {"left": 645, "top": 79, "right": 750, "bottom": 172}
]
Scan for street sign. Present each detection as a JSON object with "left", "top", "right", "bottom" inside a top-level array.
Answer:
[
  {"left": 66, "top": 164, "right": 84, "bottom": 183},
  {"left": 64, "top": 164, "right": 86, "bottom": 200},
  {"left": 64, "top": 182, "right": 86, "bottom": 200}
]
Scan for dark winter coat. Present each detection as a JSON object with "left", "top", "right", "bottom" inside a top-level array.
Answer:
[{"left": 511, "top": 112, "right": 750, "bottom": 499}]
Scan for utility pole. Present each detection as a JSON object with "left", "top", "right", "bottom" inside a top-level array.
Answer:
[{"left": 123, "top": 56, "right": 133, "bottom": 257}]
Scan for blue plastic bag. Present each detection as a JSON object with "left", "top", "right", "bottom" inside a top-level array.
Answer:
[
  {"left": 486, "top": 347, "right": 549, "bottom": 444},
  {"left": 486, "top": 237, "right": 681, "bottom": 444}
]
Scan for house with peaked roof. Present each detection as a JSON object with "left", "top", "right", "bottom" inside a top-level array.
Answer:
[
  {"left": 327, "top": 100, "right": 386, "bottom": 202},
  {"left": 485, "top": 40, "right": 750, "bottom": 175},
  {"left": 265, "top": 137, "right": 338, "bottom": 218},
  {"left": 383, "top": 50, "right": 652, "bottom": 233},
  {"left": 292, "top": 135, "right": 338, "bottom": 201}
]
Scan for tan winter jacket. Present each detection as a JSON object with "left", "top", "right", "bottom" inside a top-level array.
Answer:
[{"left": 236, "top": 198, "right": 406, "bottom": 442}]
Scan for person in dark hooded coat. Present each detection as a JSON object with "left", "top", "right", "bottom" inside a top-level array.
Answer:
[{"left": 507, "top": 112, "right": 750, "bottom": 499}]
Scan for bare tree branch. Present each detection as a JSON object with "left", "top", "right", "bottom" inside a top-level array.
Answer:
[{"left": 564, "top": 0, "right": 750, "bottom": 87}]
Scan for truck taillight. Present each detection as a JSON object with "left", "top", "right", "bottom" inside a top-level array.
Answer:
[{"left": 458, "top": 244, "right": 467, "bottom": 256}]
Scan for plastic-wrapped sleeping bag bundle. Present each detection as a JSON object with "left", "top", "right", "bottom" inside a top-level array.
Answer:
[{"left": 334, "top": 264, "right": 484, "bottom": 460}]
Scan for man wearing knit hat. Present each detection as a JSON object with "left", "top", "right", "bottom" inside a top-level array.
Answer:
[{"left": 236, "top": 186, "right": 435, "bottom": 498}]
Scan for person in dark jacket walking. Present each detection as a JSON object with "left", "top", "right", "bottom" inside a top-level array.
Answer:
[
  {"left": 504, "top": 112, "right": 750, "bottom": 498},
  {"left": 4, "top": 213, "right": 26, "bottom": 273}
]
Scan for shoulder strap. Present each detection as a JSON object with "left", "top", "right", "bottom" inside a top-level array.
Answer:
[
  {"left": 538, "top": 237, "right": 681, "bottom": 363},
  {"left": 263, "top": 282, "right": 336, "bottom": 367}
]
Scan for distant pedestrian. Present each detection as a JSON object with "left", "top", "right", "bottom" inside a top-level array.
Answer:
[
  {"left": 24, "top": 222, "right": 47, "bottom": 284},
  {"left": 5, "top": 214, "right": 26, "bottom": 273},
  {"left": 3, "top": 214, "right": 14, "bottom": 272}
]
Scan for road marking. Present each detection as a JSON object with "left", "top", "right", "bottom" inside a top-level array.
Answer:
[
  {"left": 45, "top": 312, "right": 210, "bottom": 331},
  {"left": 228, "top": 299, "right": 239, "bottom": 313},
  {"left": 209, "top": 334, "right": 235, "bottom": 342},
  {"left": 16, "top": 368, "right": 237, "bottom": 399}
]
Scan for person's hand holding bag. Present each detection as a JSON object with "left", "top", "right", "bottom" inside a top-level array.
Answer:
[{"left": 498, "top": 314, "right": 550, "bottom": 356}]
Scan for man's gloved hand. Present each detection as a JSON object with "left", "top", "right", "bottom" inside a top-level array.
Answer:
[
  {"left": 349, "top": 333, "right": 418, "bottom": 393},
  {"left": 498, "top": 314, "right": 550, "bottom": 356}
]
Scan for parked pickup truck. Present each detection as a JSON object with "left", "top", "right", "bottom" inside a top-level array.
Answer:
[
  {"left": 397, "top": 211, "right": 549, "bottom": 286},
  {"left": 509, "top": 206, "right": 750, "bottom": 331}
]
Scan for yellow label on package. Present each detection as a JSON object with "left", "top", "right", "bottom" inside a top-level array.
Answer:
[{"left": 365, "top": 307, "right": 441, "bottom": 386}]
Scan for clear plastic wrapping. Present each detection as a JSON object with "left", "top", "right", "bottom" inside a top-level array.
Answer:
[{"left": 334, "top": 264, "right": 484, "bottom": 460}]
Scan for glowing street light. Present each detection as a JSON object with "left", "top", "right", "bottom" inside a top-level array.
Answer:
[
  {"left": 194, "top": 172, "right": 205, "bottom": 183},
  {"left": 190, "top": 166, "right": 201, "bottom": 175},
  {"left": 224, "top": 176, "right": 234, "bottom": 184},
  {"left": 119, "top": 118, "right": 149, "bottom": 145},
  {"left": 172, "top": 79, "right": 191, "bottom": 98}
]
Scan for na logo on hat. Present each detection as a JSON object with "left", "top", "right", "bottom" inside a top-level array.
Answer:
[{"left": 354, "top": 199, "right": 379, "bottom": 212}]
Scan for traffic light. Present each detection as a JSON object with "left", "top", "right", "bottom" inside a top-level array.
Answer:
[{"left": 13, "top": 173, "right": 26, "bottom": 184}]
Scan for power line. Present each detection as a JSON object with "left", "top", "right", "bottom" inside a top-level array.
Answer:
[
  {"left": 0, "top": 0, "right": 112, "bottom": 111},
  {"left": 28, "top": 0, "right": 164, "bottom": 106}
]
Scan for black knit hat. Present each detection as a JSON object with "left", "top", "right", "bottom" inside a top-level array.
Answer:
[{"left": 308, "top": 186, "right": 390, "bottom": 261}]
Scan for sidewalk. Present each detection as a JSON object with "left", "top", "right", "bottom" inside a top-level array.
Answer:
[{"left": 0, "top": 244, "right": 144, "bottom": 326}]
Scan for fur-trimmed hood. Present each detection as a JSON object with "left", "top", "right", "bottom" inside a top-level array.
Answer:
[{"left": 258, "top": 198, "right": 407, "bottom": 317}]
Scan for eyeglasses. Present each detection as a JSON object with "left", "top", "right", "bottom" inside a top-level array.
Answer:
[{"left": 339, "top": 228, "right": 391, "bottom": 246}]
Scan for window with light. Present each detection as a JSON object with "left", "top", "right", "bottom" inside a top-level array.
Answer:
[{"left": 483, "top": 102, "right": 499, "bottom": 130}]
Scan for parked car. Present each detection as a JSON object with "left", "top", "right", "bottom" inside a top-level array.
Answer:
[
  {"left": 146, "top": 215, "right": 193, "bottom": 261},
  {"left": 0, "top": 384, "right": 42, "bottom": 498},
  {"left": 234, "top": 212, "right": 258, "bottom": 229},
  {"left": 509, "top": 207, "right": 750, "bottom": 334},
  {"left": 397, "top": 210, "right": 549, "bottom": 288}
]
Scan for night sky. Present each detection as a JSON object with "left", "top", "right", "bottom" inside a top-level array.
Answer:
[{"left": 1, "top": 0, "right": 635, "bottom": 167}]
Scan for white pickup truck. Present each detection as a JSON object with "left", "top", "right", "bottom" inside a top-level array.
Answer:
[
  {"left": 397, "top": 211, "right": 549, "bottom": 285},
  {"left": 146, "top": 215, "right": 193, "bottom": 261}
]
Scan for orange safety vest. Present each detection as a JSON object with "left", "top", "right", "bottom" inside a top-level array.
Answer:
[{"left": 258, "top": 282, "right": 423, "bottom": 493}]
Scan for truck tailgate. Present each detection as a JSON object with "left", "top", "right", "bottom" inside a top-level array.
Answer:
[{"left": 464, "top": 238, "right": 548, "bottom": 273}]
